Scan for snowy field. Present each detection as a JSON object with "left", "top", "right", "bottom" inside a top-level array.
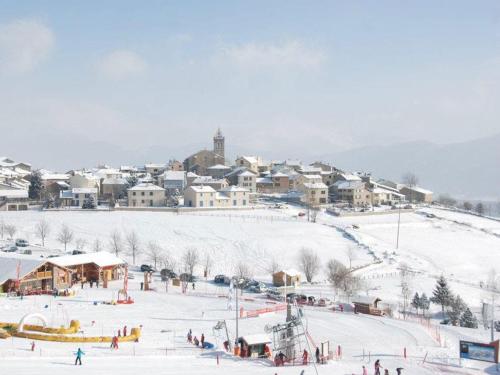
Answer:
[{"left": 1, "top": 207, "right": 500, "bottom": 374}]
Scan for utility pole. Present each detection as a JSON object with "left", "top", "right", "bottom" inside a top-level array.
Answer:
[
  {"left": 492, "top": 294, "right": 495, "bottom": 342},
  {"left": 235, "top": 283, "right": 239, "bottom": 348},
  {"left": 396, "top": 203, "right": 402, "bottom": 249}
]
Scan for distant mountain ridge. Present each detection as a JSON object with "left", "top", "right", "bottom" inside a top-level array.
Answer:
[{"left": 319, "top": 133, "right": 500, "bottom": 200}]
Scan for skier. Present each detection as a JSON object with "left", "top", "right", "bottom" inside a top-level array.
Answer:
[
  {"left": 74, "top": 348, "right": 84, "bottom": 365},
  {"left": 362, "top": 365, "right": 368, "bottom": 375},
  {"left": 193, "top": 336, "right": 199, "bottom": 346},
  {"left": 396, "top": 368, "right": 403, "bottom": 375},
  {"left": 200, "top": 333, "right": 205, "bottom": 348},
  {"left": 302, "top": 349, "right": 308, "bottom": 365},
  {"left": 187, "top": 330, "right": 192, "bottom": 343},
  {"left": 315, "top": 347, "right": 321, "bottom": 363},
  {"left": 123, "top": 325, "right": 127, "bottom": 337},
  {"left": 31, "top": 341, "right": 35, "bottom": 352},
  {"left": 374, "top": 359, "right": 382, "bottom": 375},
  {"left": 192, "top": 282, "right": 195, "bottom": 290},
  {"left": 118, "top": 329, "right": 121, "bottom": 337},
  {"left": 300, "top": 370, "right": 305, "bottom": 375}
]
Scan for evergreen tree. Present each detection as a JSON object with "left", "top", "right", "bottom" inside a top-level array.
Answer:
[
  {"left": 420, "top": 293, "right": 430, "bottom": 316},
  {"left": 126, "top": 176, "right": 138, "bottom": 189},
  {"left": 430, "top": 275, "right": 453, "bottom": 319},
  {"left": 448, "top": 295, "right": 466, "bottom": 326},
  {"left": 460, "top": 308, "right": 478, "bottom": 328},
  {"left": 411, "top": 292, "right": 421, "bottom": 315},
  {"left": 475, "top": 202, "right": 485, "bottom": 215},
  {"left": 83, "top": 195, "right": 96, "bottom": 209},
  {"left": 28, "top": 170, "right": 43, "bottom": 200}
]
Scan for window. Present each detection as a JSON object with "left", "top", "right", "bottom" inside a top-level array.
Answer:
[
  {"left": 149, "top": 192, "right": 153, "bottom": 196},
  {"left": 210, "top": 201, "right": 214, "bottom": 207},
  {"left": 233, "top": 200, "right": 237, "bottom": 206},
  {"left": 200, "top": 201, "right": 204, "bottom": 207},
  {"left": 243, "top": 200, "right": 246, "bottom": 206},
  {"left": 149, "top": 200, "right": 153, "bottom": 206},
  {"left": 85, "top": 194, "right": 90, "bottom": 198},
  {"left": 141, "top": 200, "right": 145, "bottom": 204},
  {"left": 75, "top": 193, "right": 79, "bottom": 199},
  {"left": 141, "top": 192, "right": 145, "bottom": 196},
  {"left": 132, "top": 200, "right": 136, "bottom": 207},
  {"left": 132, "top": 192, "right": 136, "bottom": 196}
]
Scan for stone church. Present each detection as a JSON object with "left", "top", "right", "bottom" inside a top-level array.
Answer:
[{"left": 183, "top": 129, "right": 226, "bottom": 175}]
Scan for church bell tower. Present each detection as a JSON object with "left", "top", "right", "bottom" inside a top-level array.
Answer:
[{"left": 213, "top": 128, "right": 225, "bottom": 160}]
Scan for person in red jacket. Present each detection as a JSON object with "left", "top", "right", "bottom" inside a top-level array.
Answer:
[{"left": 302, "top": 349, "right": 308, "bottom": 365}]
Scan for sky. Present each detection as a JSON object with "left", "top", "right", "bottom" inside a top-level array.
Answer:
[{"left": 1, "top": 1, "right": 500, "bottom": 170}]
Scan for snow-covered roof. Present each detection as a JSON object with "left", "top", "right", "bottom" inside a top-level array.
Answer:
[
  {"left": 60, "top": 191, "right": 73, "bottom": 199},
  {"left": 0, "top": 157, "right": 31, "bottom": 168},
  {"left": 340, "top": 173, "right": 362, "bottom": 181},
  {"left": 402, "top": 185, "right": 433, "bottom": 195},
  {"left": 238, "top": 171, "right": 256, "bottom": 177},
  {"left": 275, "top": 269, "right": 301, "bottom": 276},
  {"left": 219, "top": 186, "right": 249, "bottom": 193},
  {"left": 0, "top": 189, "right": 28, "bottom": 199},
  {"left": 102, "top": 178, "right": 127, "bottom": 185},
  {"left": 272, "top": 172, "right": 289, "bottom": 178},
  {"left": 187, "top": 185, "right": 216, "bottom": 193},
  {"left": 161, "top": 171, "right": 186, "bottom": 180},
  {"left": 240, "top": 334, "right": 271, "bottom": 346},
  {"left": 207, "top": 164, "right": 231, "bottom": 170},
  {"left": 186, "top": 172, "right": 199, "bottom": 177},
  {"left": 72, "top": 188, "right": 98, "bottom": 194},
  {"left": 128, "top": 183, "right": 165, "bottom": 191},
  {"left": 239, "top": 156, "right": 258, "bottom": 164},
  {"left": 192, "top": 177, "right": 227, "bottom": 185},
  {"left": 372, "top": 187, "right": 405, "bottom": 196},
  {"left": 334, "top": 180, "right": 365, "bottom": 189},
  {"left": 303, "top": 182, "right": 328, "bottom": 189},
  {"left": 301, "top": 174, "right": 322, "bottom": 180},
  {"left": 145, "top": 163, "right": 166, "bottom": 169},
  {"left": 51, "top": 251, "right": 126, "bottom": 268},
  {"left": 41, "top": 173, "right": 70, "bottom": 181}
]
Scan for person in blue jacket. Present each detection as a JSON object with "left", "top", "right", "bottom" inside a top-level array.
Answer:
[{"left": 74, "top": 348, "right": 85, "bottom": 365}]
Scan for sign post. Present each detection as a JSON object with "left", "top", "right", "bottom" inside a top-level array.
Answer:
[{"left": 459, "top": 340, "right": 499, "bottom": 368}]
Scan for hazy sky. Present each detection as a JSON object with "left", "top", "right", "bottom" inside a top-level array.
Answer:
[{"left": 1, "top": 1, "right": 500, "bottom": 170}]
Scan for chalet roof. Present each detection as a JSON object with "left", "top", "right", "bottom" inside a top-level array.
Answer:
[
  {"left": 187, "top": 185, "right": 216, "bottom": 193},
  {"left": 128, "top": 183, "right": 165, "bottom": 192},
  {"left": 0, "top": 256, "right": 52, "bottom": 285},
  {"left": 51, "top": 251, "right": 126, "bottom": 268}
]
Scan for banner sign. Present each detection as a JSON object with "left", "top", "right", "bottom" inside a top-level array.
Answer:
[{"left": 459, "top": 340, "right": 499, "bottom": 363}]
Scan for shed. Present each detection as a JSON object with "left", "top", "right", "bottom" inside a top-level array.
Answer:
[
  {"left": 353, "top": 297, "right": 384, "bottom": 316},
  {"left": 238, "top": 334, "right": 272, "bottom": 358},
  {"left": 272, "top": 270, "right": 301, "bottom": 287}
]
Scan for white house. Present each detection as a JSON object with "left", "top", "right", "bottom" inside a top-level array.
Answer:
[
  {"left": 60, "top": 188, "right": 98, "bottom": 208},
  {"left": 184, "top": 185, "right": 250, "bottom": 208},
  {"left": 127, "top": 183, "right": 166, "bottom": 207}
]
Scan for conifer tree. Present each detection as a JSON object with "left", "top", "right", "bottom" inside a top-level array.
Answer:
[{"left": 430, "top": 275, "right": 453, "bottom": 318}]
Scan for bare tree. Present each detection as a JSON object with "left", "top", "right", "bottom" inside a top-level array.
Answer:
[
  {"left": 235, "top": 262, "right": 252, "bottom": 279},
  {"left": 399, "top": 263, "right": 414, "bottom": 319},
  {"left": 402, "top": 172, "right": 419, "bottom": 203},
  {"left": 35, "top": 219, "right": 51, "bottom": 247},
  {"left": 0, "top": 218, "right": 5, "bottom": 239},
  {"left": 476, "top": 202, "right": 485, "bottom": 215},
  {"left": 202, "top": 251, "right": 213, "bottom": 278},
  {"left": 298, "top": 247, "right": 320, "bottom": 283},
  {"left": 346, "top": 246, "right": 357, "bottom": 269},
  {"left": 147, "top": 241, "right": 162, "bottom": 269},
  {"left": 182, "top": 247, "right": 199, "bottom": 275},
  {"left": 126, "top": 231, "right": 140, "bottom": 265},
  {"left": 5, "top": 224, "right": 16, "bottom": 239},
  {"left": 57, "top": 224, "right": 74, "bottom": 252},
  {"left": 75, "top": 238, "right": 87, "bottom": 251},
  {"left": 310, "top": 207, "right": 319, "bottom": 223},
  {"left": 159, "top": 251, "right": 175, "bottom": 271},
  {"left": 109, "top": 230, "right": 122, "bottom": 256},
  {"left": 93, "top": 238, "right": 103, "bottom": 252},
  {"left": 326, "top": 259, "right": 361, "bottom": 301},
  {"left": 266, "top": 257, "right": 282, "bottom": 277}
]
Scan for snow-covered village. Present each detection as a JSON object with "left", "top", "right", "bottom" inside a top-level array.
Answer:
[{"left": 1, "top": 2, "right": 500, "bottom": 375}]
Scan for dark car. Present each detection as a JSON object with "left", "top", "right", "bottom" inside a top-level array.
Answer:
[
  {"left": 140, "top": 264, "right": 155, "bottom": 272},
  {"left": 72, "top": 250, "right": 86, "bottom": 255},
  {"left": 160, "top": 268, "right": 177, "bottom": 279},
  {"left": 214, "top": 274, "right": 227, "bottom": 284},
  {"left": 15, "top": 239, "right": 29, "bottom": 247}
]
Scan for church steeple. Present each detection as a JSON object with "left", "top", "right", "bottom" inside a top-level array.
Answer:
[{"left": 213, "top": 128, "right": 225, "bottom": 160}]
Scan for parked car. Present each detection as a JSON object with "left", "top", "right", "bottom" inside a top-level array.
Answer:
[
  {"left": 267, "top": 290, "right": 283, "bottom": 301},
  {"left": 161, "top": 269, "right": 177, "bottom": 280},
  {"left": 298, "top": 212, "right": 306, "bottom": 217},
  {"left": 127, "top": 273, "right": 135, "bottom": 279},
  {"left": 72, "top": 250, "right": 86, "bottom": 255},
  {"left": 214, "top": 274, "right": 227, "bottom": 284},
  {"left": 317, "top": 298, "right": 331, "bottom": 307},
  {"left": 15, "top": 239, "right": 29, "bottom": 247},
  {"left": 4, "top": 245, "right": 17, "bottom": 252},
  {"left": 140, "top": 264, "right": 155, "bottom": 273},
  {"left": 22, "top": 249, "right": 32, "bottom": 255}
]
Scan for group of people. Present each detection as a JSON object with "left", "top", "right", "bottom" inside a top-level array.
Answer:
[
  {"left": 187, "top": 329, "right": 206, "bottom": 348},
  {"left": 275, "top": 347, "right": 322, "bottom": 367},
  {"left": 366, "top": 359, "right": 403, "bottom": 375},
  {"left": 109, "top": 325, "right": 128, "bottom": 349}
]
